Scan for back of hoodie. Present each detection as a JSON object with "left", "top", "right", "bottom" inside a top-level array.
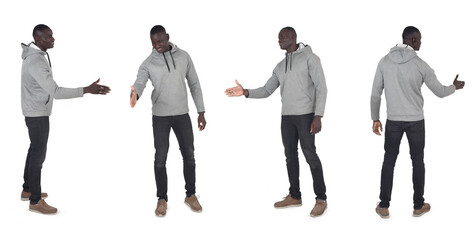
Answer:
[
  {"left": 21, "top": 43, "right": 83, "bottom": 117},
  {"left": 371, "top": 44, "right": 455, "bottom": 121}
]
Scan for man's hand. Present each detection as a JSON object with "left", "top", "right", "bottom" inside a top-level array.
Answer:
[
  {"left": 130, "top": 86, "right": 138, "bottom": 108},
  {"left": 310, "top": 116, "right": 322, "bottom": 135},
  {"left": 373, "top": 120, "right": 383, "bottom": 136},
  {"left": 453, "top": 74, "right": 466, "bottom": 90},
  {"left": 198, "top": 112, "right": 206, "bottom": 131},
  {"left": 225, "top": 80, "right": 248, "bottom": 97},
  {"left": 83, "top": 78, "right": 111, "bottom": 95}
]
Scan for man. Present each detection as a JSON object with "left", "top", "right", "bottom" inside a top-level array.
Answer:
[
  {"left": 371, "top": 26, "right": 465, "bottom": 218},
  {"left": 21, "top": 24, "right": 111, "bottom": 214},
  {"left": 130, "top": 25, "right": 206, "bottom": 217},
  {"left": 225, "top": 27, "right": 328, "bottom": 217}
]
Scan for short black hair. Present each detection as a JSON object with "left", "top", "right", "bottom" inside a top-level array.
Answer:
[
  {"left": 281, "top": 26, "right": 297, "bottom": 37},
  {"left": 33, "top": 24, "right": 50, "bottom": 38},
  {"left": 150, "top": 25, "right": 166, "bottom": 35},
  {"left": 402, "top": 26, "right": 420, "bottom": 39}
]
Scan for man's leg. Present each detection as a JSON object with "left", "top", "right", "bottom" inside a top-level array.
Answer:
[
  {"left": 152, "top": 116, "right": 172, "bottom": 201},
  {"left": 281, "top": 115, "right": 301, "bottom": 199},
  {"left": 172, "top": 114, "right": 196, "bottom": 197},
  {"left": 405, "top": 120, "right": 425, "bottom": 210},
  {"left": 24, "top": 117, "right": 49, "bottom": 204},
  {"left": 295, "top": 113, "right": 327, "bottom": 200},
  {"left": 379, "top": 120, "right": 404, "bottom": 208}
]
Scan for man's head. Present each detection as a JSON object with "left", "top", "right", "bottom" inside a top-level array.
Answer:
[
  {"left": 33, "top": 24, "right": 54, "bottom": 51},
  {"left": 150, "top": 25, "right": 170, "bottom": 53},
  {"left": 278, "top": 26, "right": 297, "bottom": 52},
  {"left": 402, "top": 26, "right": 421, "bottom": 51}
]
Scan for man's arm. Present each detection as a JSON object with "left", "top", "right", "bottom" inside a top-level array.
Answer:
[
  {"left": 130, "top": 61, "right": 150, "bottom": 108},
  {"left": 185, "top": 55, "right": 205, "bottom": 113},
  {"left": 225, "top": 72, "right": 280, "bottom": 98},
  {"left": 371, "top": 61, "right": 384, "bottom": 135},
  {"left": 185, "top": 55, "right": 206, "bottom": 130},
  {"left": 308, "top": 55, "right": 327, "bottom": 117},
  {"left": 308, "top": 55, "right": 327, "bottom": 135},
  {"left": 29, "top": 58, "right": 83, "bottom": 99},
  {"left": 422, "top": 62, "right": 459, "bottom": 98}
]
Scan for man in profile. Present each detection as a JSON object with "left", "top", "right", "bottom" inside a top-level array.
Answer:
[
  {"left": 225, "top": 27, "right": 328, "bottom": 217},
  {"left": 21, "top": 24, "right": 111, "bottom": 214},
  {"left": 371, "top": 26, "right": 465, "bottom": 218},
  {"left": 130, "top": 25, "right": 206, "bottom": 217}
]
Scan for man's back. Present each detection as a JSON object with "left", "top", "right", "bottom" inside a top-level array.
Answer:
[{"left": 371, "top": 44, "right": 455, "bottom": 122}]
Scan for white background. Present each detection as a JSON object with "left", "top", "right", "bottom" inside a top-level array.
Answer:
[{"left": 1, "top": 0, "right": 473, "bottom": 239}]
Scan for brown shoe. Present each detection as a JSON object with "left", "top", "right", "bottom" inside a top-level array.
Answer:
[
  {"left": 274, "top": 195, "right": 302, "bottom": 208},
  {"left": 376, "top": 205, "right": 389, "bottom": 218},
  {"left": 29, "top": 199, "right": 57, "bottom": 214},
  {"left": 155, "top": 199, "right": 167, "bottom": 217},
  {"left": 310, "top": 199, "right": 327, "bottom": 217},
  {"left": 21, "top": 191, "right": 48, "bottom": 201},
  {"left": 413, "top": 203, "right": 430, "bottom": 217},
  {"left": 185, "top": 195, "right": 202, "bottom": 212}
]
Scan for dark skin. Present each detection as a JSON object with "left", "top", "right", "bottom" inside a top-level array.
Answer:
[
  {"left": 373, "top": 31, "right": 466, "bottom": 135},
  {"left": 130, "top": 31, "right": 206, "bottom": 131},
  {"left": 33, "top": 28, "right": 111, "bottom": 95},
  {"left": 225, "top": 28, "right": 322, "bottom": 134}
]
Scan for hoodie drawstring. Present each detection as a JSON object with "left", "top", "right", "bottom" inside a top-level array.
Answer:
[
  {"left": 170, "top": 51, "right": 176, "bottom": 70},
  {"left": 162, "top": 51, "right": 176, "bottom": 72},
  {"left": 285, "top": 52, "right": 293, "bottom": 73}
]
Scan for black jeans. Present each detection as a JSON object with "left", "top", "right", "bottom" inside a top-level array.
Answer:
[
  {"left": 152, "top": 114, "right": 196, "bottom": 201},
  {"left": 281, "top": 113, "right": 327, "bottom": 200},
  {"left": 23, "top": 116, "right": 49, "bottom": 204},
  {"left": 379, "top": 119, "right": 425, "bottom": 209}
]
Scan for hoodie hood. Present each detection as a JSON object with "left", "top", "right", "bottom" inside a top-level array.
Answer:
[
  {"left": 21, "top": 42, "right": 46, "bottom": 60},
  {"left": 285, "top": 42, "right": 312, "bottom": 73},
  {"left": 388, "top": 44, "right": 417, "bottom": 64}
]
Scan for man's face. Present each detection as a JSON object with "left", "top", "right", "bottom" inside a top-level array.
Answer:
[
  {"left": 413, "top": 33, "right": 422, "bottom": 51},
  {"left": 151, "top": 32, "right": 170, "bottom": 53},
  {"left": 278, "top": 29, "right": 294, "bottom": 50},
  {"left": 35, "top": 28, "right": 55, "bottom": 51}
]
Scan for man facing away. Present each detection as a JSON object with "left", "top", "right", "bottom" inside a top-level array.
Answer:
[
  {"left": 21, "top": 24, "right": 111, "bottom": 214},
  {"left": 130, "top": 25, "right": 206, "bottom": 217},
  {"left": 371, "top": 26, "right": 465, "bottom": 218},
  {"left": 225, "top": 26, "right": 328, "bottom": 217}
]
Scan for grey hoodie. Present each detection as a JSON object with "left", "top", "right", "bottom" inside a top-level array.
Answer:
[
  {"left": 133, "top": 42, "right": 205, "bottom": 116},
  {"left": 248, "top": 43, "right": 327, "bottom": 116},
  {"left": 21, "top": 43, "right": 84, "bottom": 117},
  {"left": 371, "top": 44, "right": 456, "bottom": 121}
]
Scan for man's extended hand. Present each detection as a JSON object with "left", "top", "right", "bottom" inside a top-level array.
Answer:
[
  {"left": 198, "top": 112, "right": 206, "bottom": 131},
  {"left": 225, "top": 80, "right": 248, "bottom": 97},
  {"left": 130, "top": 86, "right": 138, "bottom": 108},
  {"left": 373, "top": 120, "right": 383, "bottom": 136},
  {"left": 310, "top": 116, "right": 322, "bottom": 135},
  {"left": 83, "top": 78, "right": 111, "bottom": 95},
  {"left": 453, "top": 74, "right": 466, "bottom": 90}
]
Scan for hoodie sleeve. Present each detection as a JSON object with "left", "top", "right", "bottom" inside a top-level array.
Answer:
[
  {"left": 370, "top": 60, "right": 384, "bottom": 121},
  {"left": 247, "top": 70, "right": 280, "bottom": 99},
  {"left": 308, "top": 54, "right": 327, "bottom": 116},
  {"left": 132, "top": 59, "right": 150, "bottom": 99},
  {"left": 28, "top": 57, "right": 83, "bottom": 99},
  {"left": 421, "top": 61, "right": 455, "bottom": 98},
  {"left": 186, "top": 54, "right": 205, "bottom": 113}
]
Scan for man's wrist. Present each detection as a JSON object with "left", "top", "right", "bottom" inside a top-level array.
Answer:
[{"left": 244, "top": 89, "right": 249, "bottom": 98}]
